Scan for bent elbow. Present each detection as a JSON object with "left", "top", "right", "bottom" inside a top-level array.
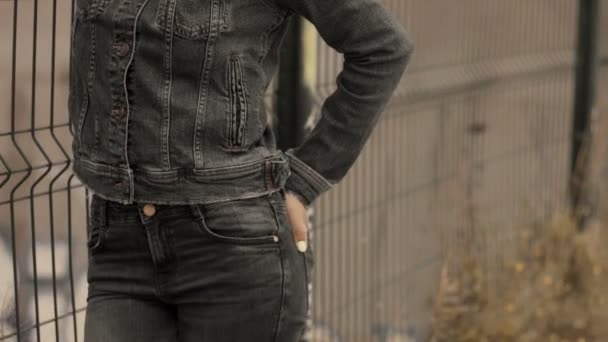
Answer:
[{"left": 394, "top": 27, "right": 414, "bottom": 67}]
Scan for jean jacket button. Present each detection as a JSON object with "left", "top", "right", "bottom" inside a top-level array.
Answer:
[{"left": 113, "top": 41, "right": 130, "bottom": 57}]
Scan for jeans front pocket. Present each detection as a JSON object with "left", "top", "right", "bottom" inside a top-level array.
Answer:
[
  {"left": 87, "top": 195, "right": 107, "bottom": 256},
  {"left": 192, "top": 194, "right": 281, "bottom": 246}
]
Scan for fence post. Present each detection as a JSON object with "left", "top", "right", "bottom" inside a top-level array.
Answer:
[
  {"left": 275, "top": 15, "right": 311, "bottom": 150},
  {"left": 570, "top": 0, "right": 601, "bottom": 227}
]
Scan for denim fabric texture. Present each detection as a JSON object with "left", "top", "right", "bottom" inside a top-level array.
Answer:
[
  {"left": 84, "top": 189, "right": 310, "bottom": 341},
  {"left": 69, "top": 0, "right": 414, "bottom": 207}
]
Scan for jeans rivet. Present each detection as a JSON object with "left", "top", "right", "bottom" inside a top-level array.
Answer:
[{"left": 143, "top": 204, "right": 156, "bottom": 217}]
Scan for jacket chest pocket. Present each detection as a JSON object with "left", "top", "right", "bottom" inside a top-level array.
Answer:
[
  {"left": 156, "top": 0, "right": 230, "bottom": 40},
  {"left": 223, "top": 55, "right": 264, "bottom": 150},
  {"left": 76, "top": 0, "right": 111, "bottom": 19}
]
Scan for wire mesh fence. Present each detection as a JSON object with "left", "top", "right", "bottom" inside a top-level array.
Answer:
[
  {"left": 297, "top": 0, "right": 607, "bottom": 340},
  {"left": 0, "top": 0, "right": 606, "bottom": 341}
]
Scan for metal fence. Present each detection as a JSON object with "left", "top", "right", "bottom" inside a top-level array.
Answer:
[
  {"left": 276, "top": 0, "right": 607, "bottom": 340},
  {"left": 0, "top": 0, "right": 606, "bottom": 341}
]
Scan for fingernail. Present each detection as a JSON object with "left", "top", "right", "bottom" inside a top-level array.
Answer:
[{"left": 296, "top": 241, "right": 307, "bottom": 253}]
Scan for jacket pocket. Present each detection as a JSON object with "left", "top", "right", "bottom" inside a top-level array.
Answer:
[
  {"left": 87, "top": 195, "right": 107, "bottom": 256},
  {"left": 225, "top": 55, "right": 250, "bottom": 148},
  {"left": 68, "top": 14, "right": 92, "bottom": 150},
  {"left": 156, "top": 0, "right": 230, "bottom": 40},
  {"left": 68, "top": 15, "right": 80, "bottom": 137},
  {"left": 87, "top": 221, "right": 105, "bottom": 254},
  {"left": 76, "top": 0, "right": 110, "bottom": 20}
]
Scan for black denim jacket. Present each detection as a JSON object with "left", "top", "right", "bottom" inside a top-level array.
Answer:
[{"left": 68, "top": 0, "right": 413, "bottom": 206}]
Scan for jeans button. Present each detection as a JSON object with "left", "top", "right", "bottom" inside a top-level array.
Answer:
[{"left": 143, "top": 204, "right": 156, "bottom": 217}]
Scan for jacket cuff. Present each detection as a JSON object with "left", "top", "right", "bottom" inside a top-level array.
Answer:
[{"left": 282, "top": 148, "right": 333, "bottom": 207}]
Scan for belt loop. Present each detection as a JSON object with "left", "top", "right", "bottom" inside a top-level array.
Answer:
[
  {"left": 189, "top": 203, "right": 202, "bottom": 220},
  {"left": 264, "top": 160, "right": 274, "bottom": 191}
]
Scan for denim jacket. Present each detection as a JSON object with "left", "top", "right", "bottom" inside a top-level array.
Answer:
[{"left": 69, "top": 0, "right": 413, "bottom": 206}]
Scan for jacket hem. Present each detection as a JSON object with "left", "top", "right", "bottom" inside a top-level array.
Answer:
[{"left": 73, "top": 150, "right": 292, "bottom": 205}]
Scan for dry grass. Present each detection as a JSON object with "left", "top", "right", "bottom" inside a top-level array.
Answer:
[{"left": 430, "top": 212, "right": 608, "bottom": 342}]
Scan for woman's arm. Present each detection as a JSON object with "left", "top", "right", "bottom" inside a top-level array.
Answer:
[{"left": 276, "top": 0, "right": 414, "bottom": 207}]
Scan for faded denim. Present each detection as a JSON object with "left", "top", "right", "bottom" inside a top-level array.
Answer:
[
  {"left": 69, "top": 0, "right": 414, "bottom": 207},
  {"left": 84, "top": 188, "right": 312, "bottom": 341}
]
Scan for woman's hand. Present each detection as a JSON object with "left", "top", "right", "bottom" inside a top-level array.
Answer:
[{"left": 284, "top": 191, "right": 308, "bottom": 253}]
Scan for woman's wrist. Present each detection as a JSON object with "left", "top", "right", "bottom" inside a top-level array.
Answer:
[{"left": 285, "top": 189, "right": 310, "bottom": 209}]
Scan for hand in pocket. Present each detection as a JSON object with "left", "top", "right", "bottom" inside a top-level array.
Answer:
[{"left": 284, "top": 191, "right": 308, "bottom": 253}]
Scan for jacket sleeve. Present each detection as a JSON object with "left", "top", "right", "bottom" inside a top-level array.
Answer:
[{"left": 275, "top": 0, "right": 414, "bottom": 207}]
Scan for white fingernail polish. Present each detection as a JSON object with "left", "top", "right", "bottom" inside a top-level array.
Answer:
[{"left": 297, "top": 241, "right": 307, "bottom": 253}]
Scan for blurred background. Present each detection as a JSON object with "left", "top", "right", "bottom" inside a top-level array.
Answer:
[{"left": 1, "top": 0, "right": 607, "bottom": 341}]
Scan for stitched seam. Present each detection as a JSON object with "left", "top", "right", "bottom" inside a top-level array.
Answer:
[
  {"left": 235, "top": 58, "right": 244, "bottom": 146},
  {"left": 68, "top": 20, "right": 76, "bottom": 136},
  {"left": 221, "top": 0, "right": 230, "bottom": 30},
  {"left": 193, "top": 0, "right": 221, "bottom": 168},
  {"left": 225, "top": 57, "right": 234, "bottom": 146},
  {"left": 302, "top": 251, "right": 310, "bottom": 334},
  {"left": 257, "top": 6, "right": 288, "bottom": 65},
  {"left": 234, "top": 57, "right": 248, "bottom": 146},
  {"left": 93, "top": 107, "right": 101, "bottom": 158},
  {"left": 155, "top": 0, "right": 167, "bottom": 25},
  {"left": 90, "top": 0, "right": 111, "bottom": 18},
  {"left": 286, "top": 151, "right": 333, "bottom": 190},
  {"left": 159, "top": 0, "right": 229, "bottom": 40},
  {"left": 290, "top": 166, "right": 331, "bottom": 194},
  {"left": 77, "top": 22, "right": 95, "bottom": 155},
  {"left": 226, "top": 56, "right": 249, "bottom": 148},
  {"left": 202, "top": 192, "right": 268, "bottom": 210},
  {"left": 88, "top": 195, "right": 107, "bottom": 252},
  {"left": 122, "top": 0, "right": 151, "bottom": 180},
  {"left": 266, "top": 194, "right": 281, "bottom": 236},
  {"left": 193, "top": 202, "right": 278, "bottom": 245},
  {"left": 270, "top": 199, "right": 286, "bottom": 342},
  {"left": 228, "top": 58, "right": 237, "bottom": 145},
  {"left": 160, "top": 0, "right": 176, "bottom": 170}
]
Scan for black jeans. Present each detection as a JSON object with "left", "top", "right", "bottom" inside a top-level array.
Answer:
[{"left": 83, "top": 189, "right": 309, "bottom": 341}]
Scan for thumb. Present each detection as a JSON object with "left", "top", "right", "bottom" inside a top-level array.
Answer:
[
  {"left": 284, "top": 191, "right": 308, "bottom": 253},
  {"left": 293, "top": 221, "right": 308, "bottom": 253}
]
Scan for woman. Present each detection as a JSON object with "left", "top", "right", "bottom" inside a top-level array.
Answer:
[{"left": 69, "top": 0, "right": 413, "bottom": 340}]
